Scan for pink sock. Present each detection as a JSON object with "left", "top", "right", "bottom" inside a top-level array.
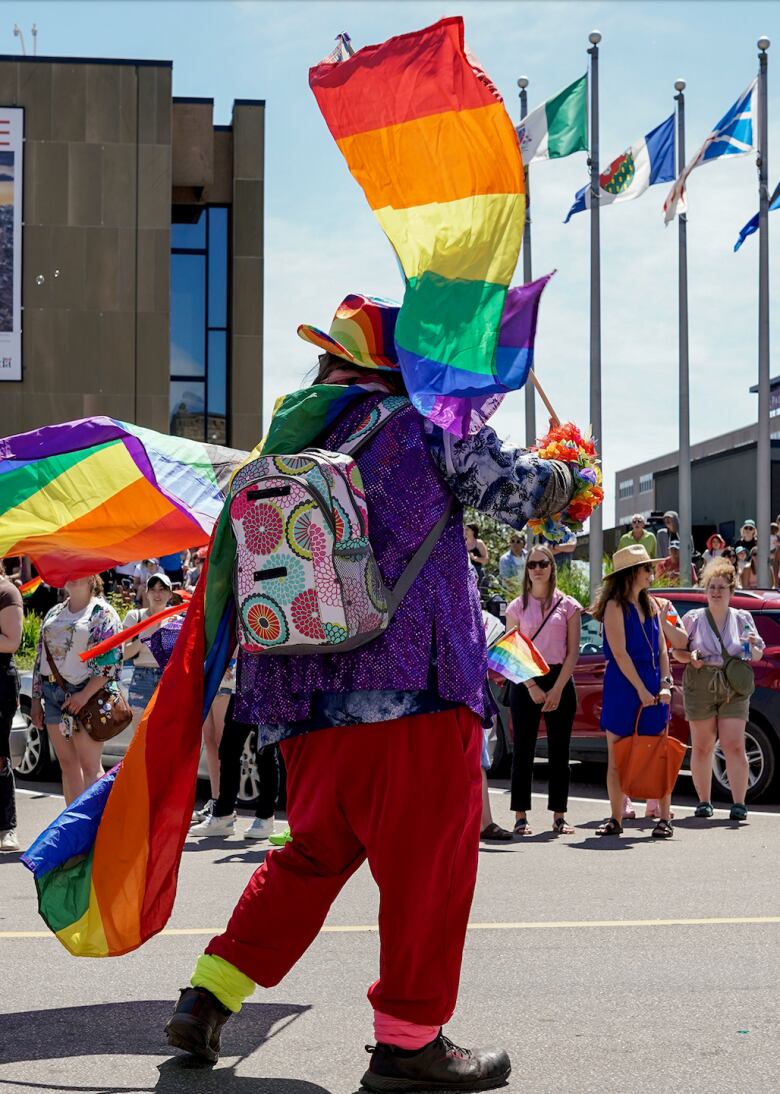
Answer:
[{"left": 373, "top": 1011, "right": 440, "bottom": 1050}]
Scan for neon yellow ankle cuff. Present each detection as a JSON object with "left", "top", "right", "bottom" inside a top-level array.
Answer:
[{"left": 191, "top": 953, "right": 256, "bottom": 1013}]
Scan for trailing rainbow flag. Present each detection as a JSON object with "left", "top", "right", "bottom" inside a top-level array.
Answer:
[
  {"left": 20, "top": 383, "right": 381, "bottom": 957},
  {"left": 309, "top": 17, "right": 534, "bottom": 437},
  {"left": 0, "top": 417, "right": 243, "bottom": 585},
  {"left": 487, "top": 628, "right": 550, "bottom": 685}
]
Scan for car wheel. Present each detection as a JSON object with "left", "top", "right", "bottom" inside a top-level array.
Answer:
[
  {"left": 237, "top": 729, "right": 261, "bottom": 808},
  {"left": 14, "top": 719, "right": 57, "bottom": 781},
  {"left": 712, "top": 718, "right": 776, "bottom": 803}
]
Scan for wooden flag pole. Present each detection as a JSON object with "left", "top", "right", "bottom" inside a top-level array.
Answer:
[{"left": 529, "top": 369, "right": 560, "bottom": 428}]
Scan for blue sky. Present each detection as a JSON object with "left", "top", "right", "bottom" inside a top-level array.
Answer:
[{"left": 10, "top": 0, "right": 780, "bottom": 525}]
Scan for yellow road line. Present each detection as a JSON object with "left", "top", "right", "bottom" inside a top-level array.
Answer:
[{"left": 3, "top": 915, "right": 780, "bottom": 940}]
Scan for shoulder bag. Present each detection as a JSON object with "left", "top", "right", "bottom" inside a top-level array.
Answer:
[
  {"left": 704, "top": 609, "right": 755, "bottom": 698},
  {"left": 43, "top": 637, "right": 132, "bottom": 743},
  {"left": 615, "top": 703, "right": 686, "bottom": 799}
]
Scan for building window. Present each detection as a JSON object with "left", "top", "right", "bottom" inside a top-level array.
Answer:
[
  {"left": 639, "top": 473, "right": 653, "bottom": 494},
  {"left": 170, "top": 206, "right": 230, "bottom": 444},
  {"left": 618, "top": 479, "right": 635, "bottom": 500}
]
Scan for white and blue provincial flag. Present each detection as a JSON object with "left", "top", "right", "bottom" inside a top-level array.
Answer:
[
  {"left": 664, "top": 79, "right": 757, "bottom": 224},
  {"left": 564, "top": 115, "right": 675, "bottom": 223}
]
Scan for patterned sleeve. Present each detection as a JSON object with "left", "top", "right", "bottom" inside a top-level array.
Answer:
[
  {"left": 84, "top": 601, "right": 123, "bottom": 680},
  {"left": 423, "top": 420, "right": 576, "bottom": 529}
]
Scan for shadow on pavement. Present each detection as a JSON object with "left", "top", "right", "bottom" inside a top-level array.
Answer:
[
  {"left": 156, "top": 1058, "right": 338, "bottom": 1093},
  {"left": 0, "top": 1000, "right": 311, "bottom": 1079}
]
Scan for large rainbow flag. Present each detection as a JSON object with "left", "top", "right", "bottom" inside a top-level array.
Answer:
[
  {"left": 0, "top": 418, "right": 243, "bottom": 585},
  {"left": 309, "top": 17, "right": 533, "bottom": 436},
  {"left": 20, "top": 384, "right": 380, "bottom": 956}
]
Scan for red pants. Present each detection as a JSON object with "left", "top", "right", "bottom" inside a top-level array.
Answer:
[{"left": 206, "top": 705, "right": 482, "bottom": 1026}]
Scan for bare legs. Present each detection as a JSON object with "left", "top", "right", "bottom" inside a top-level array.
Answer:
[
  {"left": 202, "top": 693, "right": 229, "bottom": 801},
  {"left": 46, "top": 724, "right": 104, "bottom": 806},
  {"left": 689, "top": 716, "right": 748, "bottom": 805}
]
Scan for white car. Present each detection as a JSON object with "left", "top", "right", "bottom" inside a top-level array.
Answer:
[{"left": 11, "top": 669, "right": 262, "bottom": 805}]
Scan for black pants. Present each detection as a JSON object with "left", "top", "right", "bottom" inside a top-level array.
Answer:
[
  {"left": 215, "top": 695, "right": 280, "bottom": 819},
  {"left": 509, "top": 665, "right": 576, "bottom": 813},
  {"left": 0, "top": 661, "right": 19, "bottom": 831}
]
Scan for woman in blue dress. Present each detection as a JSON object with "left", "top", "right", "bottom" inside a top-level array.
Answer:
[{"left": 590, "top": 545, "right": 676, "bottom": 838}]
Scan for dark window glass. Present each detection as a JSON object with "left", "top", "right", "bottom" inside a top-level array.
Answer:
[
  {"left": 170, "top": 380, "right": 205, "bottom": 441},
  {"left": 170, "top": 254, "right": 206, "bottom": 377},
  {"left": 579, "top": 614, "right": 604, "bottom": 655},
  {"left": 208, "top": 207, "right": 228, "bottom": 329},
  {"left": 207, "top": 331, "right": 227, "bottom": 416},
  {"left": 754, "top": 612, "right": 780, "bottom": 647},
  {"left": 171, "top": 210, "right": 206, "bottom": 249}
]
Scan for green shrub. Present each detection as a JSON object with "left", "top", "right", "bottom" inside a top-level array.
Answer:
[{"left": 16, "top": 610, "right": 41, "bottom": 671}]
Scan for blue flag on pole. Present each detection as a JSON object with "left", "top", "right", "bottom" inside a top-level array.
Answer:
[
  {"left": 564, "top": 115, "right": 674, "bottom": 223},
  {"left": 734, "top": 182, "right": 780, "bottom": 251},
  {"left": 664, "top": 78, "right": 757, "bottom": 223}
]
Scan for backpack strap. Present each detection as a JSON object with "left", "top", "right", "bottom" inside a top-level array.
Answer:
[
  {"left": 337, "top": 395, "right": 412, "bottom": 458},
  {"left": 384, "top": 496, "right": 457, "bottom": 618},
  {"left": 334, "top": 393, "right": 457, "bottom": 618}
]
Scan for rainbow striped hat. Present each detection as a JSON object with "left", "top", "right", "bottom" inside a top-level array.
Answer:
[{"left": 297, "top": 293, "right": 400, "bottom": 371}]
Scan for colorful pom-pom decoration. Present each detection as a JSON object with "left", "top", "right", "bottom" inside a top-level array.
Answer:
[{"left": 526, "top": 421, "right": 604, "bottom": 541}]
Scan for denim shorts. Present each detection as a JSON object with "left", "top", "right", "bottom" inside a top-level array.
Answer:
[
  {"left": 41, "top": 678, "right": 87, "bottom": 727},
  {"left": 127, "top": 665, "right": 162, "bottom": 712}
]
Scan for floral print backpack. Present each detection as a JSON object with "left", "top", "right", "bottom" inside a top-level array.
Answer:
[{"left": 229, "top": 396, "right": 454, "bottom": 655}]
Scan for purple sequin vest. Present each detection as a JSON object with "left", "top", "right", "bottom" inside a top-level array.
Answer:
[{"left": 234, "top": 394, "right": 488, "bottom": 725}]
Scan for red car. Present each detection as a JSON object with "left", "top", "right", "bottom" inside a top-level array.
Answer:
[{"left": 488, "top": 588, "right": 780, "bottom": 802}]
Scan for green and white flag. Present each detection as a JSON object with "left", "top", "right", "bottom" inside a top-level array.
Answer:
[{"left": 516, "top": 74, "right": 588, "bottom": 165}]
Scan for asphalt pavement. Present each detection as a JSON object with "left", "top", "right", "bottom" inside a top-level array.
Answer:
[{"left": 2, "top": 769, "right": 780, "bottom": 1094}]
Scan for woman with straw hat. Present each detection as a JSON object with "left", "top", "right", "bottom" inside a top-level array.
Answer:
[{"left": 590, "top": 545, "right": 678, "bottom": 838}]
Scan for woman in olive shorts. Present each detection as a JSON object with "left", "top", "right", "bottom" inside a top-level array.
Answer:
[{"left": 674, "top": 559, "right": 764, "bottom": 821}]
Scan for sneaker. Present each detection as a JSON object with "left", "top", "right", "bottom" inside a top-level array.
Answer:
[
  {"left": 190, "top": 798, "right": 216, "bottom": 827},
  {"left": 0, "top": 830, "right": 20, "bottom": 853},
  {"left": 730, "top": 802, "right": 748, "bottom": 822},
  {"left": 694, "top": 801, "right": 714, "bottom": 818},
  {"left": 362, "top": 1030, "right": 511, "bottom": 1092},
  {"left": 621, "top": 796, "right": 636, "bottom": 820},
  {"left": 244, "top": 816, "right": 275, "bottom": 841},
  {"left": 268, "top": 828, "right": 293, "bottom": 847},
  {"left": 189, "top": 813, "right": 236, "bottom": 838},
  {"left": 164, "top": 986, "right": 231, "bottom": 1064}
]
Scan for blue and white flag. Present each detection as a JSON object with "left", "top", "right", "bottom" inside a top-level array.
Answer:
[
  {"left": 664, "top": 79, "right": 757, "bottom": 224},
  {"left": 734, "top": 182, "right": 780, "bottom": 251},
  {"left": 564, "top": 115, "right": 674, "bottom": 223}
]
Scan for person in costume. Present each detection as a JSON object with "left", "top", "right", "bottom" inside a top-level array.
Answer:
[{"left": 164, "top": 295, "right": 580, "bottom": 1092}]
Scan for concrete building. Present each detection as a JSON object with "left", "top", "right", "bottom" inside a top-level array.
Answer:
[
  {"left": 0, "top": 54, "right": 264, "bottom": 451},
  {"left": 615, "top": 412, "right": 780, "bottom": 545}
]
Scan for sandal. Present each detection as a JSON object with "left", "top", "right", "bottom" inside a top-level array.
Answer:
[
  {"left": 552, "top": 817, "right": 575, "bottom": 835},
  {"left": 730, "top": 803, "right": 748, "bottom": 822},
  {"left": 694, "top": 801, "right": 714, "bottom": 818},
  {"left": 596, "top": 817, "right": 623, "bottom": 836},
  {"left": 480, "top": 822, "right": 514, "bottom": 842},
  {"left": 652, "top": 818, "right": 673, "bottom": 839},
  {"left": 513, "top": 818, "right": 533, "bottom": 837}
]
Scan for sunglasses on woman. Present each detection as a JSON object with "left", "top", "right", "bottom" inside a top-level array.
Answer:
[{"left": 527, "top": 559, "right": 551, "bottom": 570}]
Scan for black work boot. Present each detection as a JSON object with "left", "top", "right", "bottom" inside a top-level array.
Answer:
[
  {"left": 164, "top": 986, "right": 232, "bottom": 1063},
  {"left": 361, "top": 1030, "right": 511, "bottom": 1091}
]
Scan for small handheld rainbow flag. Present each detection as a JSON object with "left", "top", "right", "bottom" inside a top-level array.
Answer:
[
  {"left": 19, "top": 577, "right": 43, "bottom": 598},
  {"left": 487, "top": 628, "right": 550, "bottom": 684}
]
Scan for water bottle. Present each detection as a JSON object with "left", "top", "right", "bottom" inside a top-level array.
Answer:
[{"left": 742, "top": 623, "right": 752, "bottom": 660}]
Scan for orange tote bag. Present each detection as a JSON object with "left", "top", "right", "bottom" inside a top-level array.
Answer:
[{"left": 614, "top": 705, "right": 686, "bottom": 800}]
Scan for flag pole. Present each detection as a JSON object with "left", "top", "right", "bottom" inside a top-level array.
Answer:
[
  {"left": 518, "top": 76, "right": 536, "bottom": 448},
  {"left": 587, "top": 30, "right": 602, "bottom": 600},
  {"left": 675, "top": 79, "right": 692, "bottom": 586},
  {"left": 757, "top": 36, "right": 771, "bottom": 586}
]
